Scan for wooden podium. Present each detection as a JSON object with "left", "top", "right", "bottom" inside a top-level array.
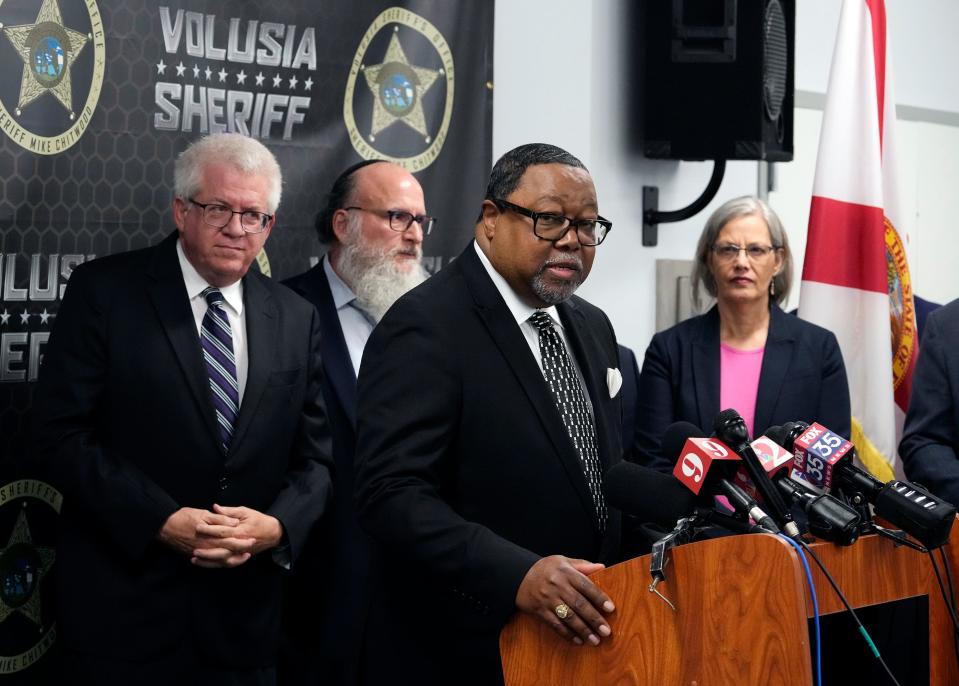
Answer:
[{"left": 501, "top": 527, "right": 959, "bottom": 685}]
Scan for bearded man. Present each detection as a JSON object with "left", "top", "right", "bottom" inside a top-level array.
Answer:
[{"left": 280, "top": 160, "right": 433, "bottom": 685}]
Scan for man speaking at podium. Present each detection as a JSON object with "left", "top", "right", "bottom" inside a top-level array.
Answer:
[{"left": 354, "top": 143, "right": 625, "bottom": 685}]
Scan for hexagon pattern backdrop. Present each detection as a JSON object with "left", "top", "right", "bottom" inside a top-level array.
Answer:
[
  {"left": 0, "top": 2, "right": 491, "bottom": 680},
  {"left": 0, "top": 0, "right": 493, "bottom": 464}
]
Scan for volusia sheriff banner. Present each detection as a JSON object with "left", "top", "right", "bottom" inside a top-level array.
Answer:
[{"left": 0, "top": 0, "right": 493, "bottom": 681}]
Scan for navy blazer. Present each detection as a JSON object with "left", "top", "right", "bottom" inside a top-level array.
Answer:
[
  {"left": 281, "top": 259, "right": 369, "bottom": 685},
  {"left": 634, "top": 305, "right": 851, "bottom": 471},
  {"left": 618, "top": 344, "right": 641, "bottom": 454},
  {"left": 901, "top": 298, "right": 959, "bottom": 506}
]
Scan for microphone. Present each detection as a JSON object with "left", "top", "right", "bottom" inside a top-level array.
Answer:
[
  {"left": 763, "top": 423, "right": 800, "bottom": 458},
  {"left": 604, "top": 462, "right": 697, "bottom": 527},
  {"left": 735, "top": 427, "right": 861, "bottom": 543},
  {"left": 775, "top": 476, "right": 860, "bottom": 545},
  {"left": 603, "top": 462, "right": 770, "bottom": 535},
  {"left": 788, "top": 422, "right": 854, "bottom": 491},
  {"left": 665, "top": 422, "right": 780, "bottom": 534},
  {"left": 774, "top": 421, "right": 956, "bottom": 549},
  {"left": 718, "top": 478, "right": 781, "bottom": 534},
  {"left": 713, "top": 409, "right": 801, "bottom": 538},
  {"left": 665, "top": 421, "right": 739, "bottom": 498},
  {"left": 732, "top": 434, "right": 796, "bottom": 501}
]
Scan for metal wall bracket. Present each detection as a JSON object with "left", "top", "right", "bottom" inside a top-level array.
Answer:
[{"left": 642, "top": 159, "right": 727, "bottom": 247}]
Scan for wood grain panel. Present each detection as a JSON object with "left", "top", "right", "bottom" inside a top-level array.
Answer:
[{"left": 501, "top": 522, "right": 959, "bottom": 685}]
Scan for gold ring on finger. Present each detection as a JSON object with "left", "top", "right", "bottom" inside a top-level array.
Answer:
[{"left": 554, "top": 603, "right": 572, "bottom": 620}]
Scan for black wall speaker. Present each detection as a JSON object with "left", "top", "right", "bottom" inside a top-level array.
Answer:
[{"left": 642, "top": 0, "right": 795, "bottom": 161}]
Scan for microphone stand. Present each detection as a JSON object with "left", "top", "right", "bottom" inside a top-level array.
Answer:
[
  {"left": 835, "top": 485, "right": 928, "bottom": 552},
  {"left": 648, "top": 508, "right": 771, "bottom": 611},
  {"left": 649, "top": 515, "right": 697, "bottom": 611}
]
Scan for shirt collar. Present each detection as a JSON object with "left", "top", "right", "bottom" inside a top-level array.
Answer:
[
  {"left": 323, "top": 254, "right": 358, "bottom": 311},
  {"left": 472, "top": 240, "right": 562, "bottom": 329},
  {"left": 176, "top": 238, "right": 244, "bottom": 316}
]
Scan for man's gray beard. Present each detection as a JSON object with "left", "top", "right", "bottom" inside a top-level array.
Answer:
[
  {"left": 336, "top": 228, "right": 429, "bottom": 323},
  {"left": 530, "top": 258, "right": 584, "bottom": 305}
]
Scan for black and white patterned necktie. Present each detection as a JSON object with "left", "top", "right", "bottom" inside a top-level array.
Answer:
[{"left": 529, "top": 310, "right": 608, "bottom": 531}]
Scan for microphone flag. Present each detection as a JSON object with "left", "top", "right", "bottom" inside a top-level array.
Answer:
[{"left": 672, "top": 436, "right": 740, "bottom": 497}]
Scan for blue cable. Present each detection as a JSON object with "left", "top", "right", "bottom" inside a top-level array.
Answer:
[{"left": 780, "top": 534, "right": 822, "bottom": 686}]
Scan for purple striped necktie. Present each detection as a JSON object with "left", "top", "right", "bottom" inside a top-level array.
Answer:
[{"left": 201, "top": 287, "right": 239, "bottom": 453}]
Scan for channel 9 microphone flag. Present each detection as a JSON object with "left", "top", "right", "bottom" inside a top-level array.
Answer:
[{"left": 798, "top": 0, "right": 916, "bottom": 481}]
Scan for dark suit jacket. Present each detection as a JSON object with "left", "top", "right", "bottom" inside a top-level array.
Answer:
[
  {"left": 634, "top": 304, "right": 851, "bottom": 471},
  {"left": 618, "top": 344, "right": 641, "bottom": 456},
  {"left": 31, "top": 233, "right": 333, "bottom": 669},
  {"left": 353, "top": 243, "right": 624, "bottom": 686},
  {"left": 281, "top": 260, "right": 368, "bottom": 684},
  {"left": 901, "top": 298, "right": 959, "bottom": 506}
]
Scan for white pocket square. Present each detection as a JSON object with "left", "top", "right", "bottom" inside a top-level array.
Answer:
[{"left": 606, "top": 368, "right": 623, "bottom": 399}]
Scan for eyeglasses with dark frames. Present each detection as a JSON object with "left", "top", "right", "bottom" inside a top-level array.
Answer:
[
  {"left": 343, "top": 207, "right": 435, "bottom": 236},
  {"left": 189, "top": 199, "right": 273, "bottom": 234},
  {"left": 492, "top": 198, "right": 612, "bottom": 246}
]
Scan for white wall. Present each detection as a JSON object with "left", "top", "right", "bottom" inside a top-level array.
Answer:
[
  {"left": 796, "top": 0, "right": 959, "bottom": 113},
  {"left": 493, "top": 0, "right": 959, "bottom": 354}
]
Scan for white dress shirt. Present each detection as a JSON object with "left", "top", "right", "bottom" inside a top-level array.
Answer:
[
  {"left": 176, "top": 240, "right": 248, "bottom": 403},
  {"left": 473, "top": 241, "right": 592, "bottom": 412},
  {"left": 324, "top": 255, "right": 375, "bottom": 378},
  {"left": 177, "top": 240, "right": 293, "bottom": 567}
]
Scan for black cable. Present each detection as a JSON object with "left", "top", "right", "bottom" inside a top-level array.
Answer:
[
  {"left": 794, "top": 537, "right": 903, "bottom": 686},
  {"left": 941, "top": 547, "right": 957, "bottom": 597}
]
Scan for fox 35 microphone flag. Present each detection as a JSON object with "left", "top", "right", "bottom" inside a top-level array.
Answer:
[{"left": 799, "top": 0, "right": 917, "bottom": 481}]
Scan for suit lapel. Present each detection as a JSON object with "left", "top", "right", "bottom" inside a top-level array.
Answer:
[
  {"left": 147, "top": 234, "right": 222, "bottom": 450},
  {"left": 558, "top": 299, "right": 623, "bottom": 555},
  {"left": 558, "top": 300, "right": 615, "bottom": 470},
  {"left": 229, "top": 273, "right": 277, "bottom": 452},
  {"left": 295, "top": 261, "right": 358, "bottom": 427},
  {"left": 754, "top": 306, "right": 795, "bottom": 434},
  {"left": 460, "top": 246, "right": 597, "bottom": 521},
  {"left": 692, "top": 307, "right": 721, "bottom": 433}
]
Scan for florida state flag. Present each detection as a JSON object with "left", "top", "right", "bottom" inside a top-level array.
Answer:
[{"left": 799, "top": 0, "right": 917, "bottom": 480}]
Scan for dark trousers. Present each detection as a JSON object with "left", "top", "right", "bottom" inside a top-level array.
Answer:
[{"left": 60, "top": 644, "right": 277, "bottom": 686}]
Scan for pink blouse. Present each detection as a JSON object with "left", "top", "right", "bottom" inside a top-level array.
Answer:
[{"left": 719, "top": 342, "right": 765, "bottom": 438}]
